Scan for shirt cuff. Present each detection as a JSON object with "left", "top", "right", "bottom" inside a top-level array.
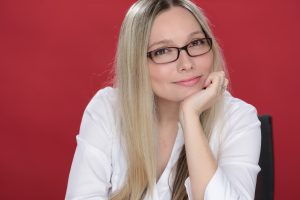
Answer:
[
  {"left": 184, "top": 167, "right": 239, "bottom": 200},
  {"left": 184, "top": 176, "right": 193, "bottom": 199}
]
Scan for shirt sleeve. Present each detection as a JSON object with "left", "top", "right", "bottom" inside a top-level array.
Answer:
[
  {"left": 65, "top": 89, "right": 115, "bottom": 200},
  {"left": 184, "top": 98, "right": 261, "bottom": 200}
]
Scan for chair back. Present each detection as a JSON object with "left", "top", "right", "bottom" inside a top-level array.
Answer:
[{"left": 255, "top": 115, "right": 274, "bottom": 200}]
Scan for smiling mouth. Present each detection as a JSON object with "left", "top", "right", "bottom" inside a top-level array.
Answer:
[{"left": 174, "top": 76, "right": 202, "bottom": 87}]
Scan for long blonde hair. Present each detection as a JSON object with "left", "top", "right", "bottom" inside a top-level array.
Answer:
[{"left": 113, "top": 0, "right": 227, "bottom": 199}]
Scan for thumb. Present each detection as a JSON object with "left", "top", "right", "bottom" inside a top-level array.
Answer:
[{"left": 203, "top": 76, "right": 212, "bottom": 89}]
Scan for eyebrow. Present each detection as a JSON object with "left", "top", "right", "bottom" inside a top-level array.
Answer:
[{"left": 148, "top": 30, "right": 205, "bottom": 49}]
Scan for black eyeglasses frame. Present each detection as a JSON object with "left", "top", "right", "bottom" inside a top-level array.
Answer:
[{"left": 147, "top": 38, "right": 213, "bottom": 64}]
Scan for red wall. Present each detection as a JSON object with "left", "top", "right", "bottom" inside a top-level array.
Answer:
[{"left": 0, "top": 0, "right": 299, "bottom": 199}]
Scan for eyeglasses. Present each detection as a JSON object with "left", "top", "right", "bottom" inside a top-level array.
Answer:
[{"left": 147, "top": 38, "right": 212, "bottom": 64}]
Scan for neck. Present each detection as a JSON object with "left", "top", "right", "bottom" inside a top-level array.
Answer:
[{"left": 156, "top": 97, "right": 180, "bottom": 127}]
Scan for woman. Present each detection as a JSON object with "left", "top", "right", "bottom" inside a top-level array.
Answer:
[{"left": 66, "top": 0, "right": 261, "bottom": 199}]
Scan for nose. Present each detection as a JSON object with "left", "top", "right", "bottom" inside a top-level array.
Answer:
[{"left": 177, "top": 49, "right": 193, "bottom": 72}]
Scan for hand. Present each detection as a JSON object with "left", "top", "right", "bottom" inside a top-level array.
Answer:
[{"left": 179, "top": 71, "right": 228, "bottom": 124}]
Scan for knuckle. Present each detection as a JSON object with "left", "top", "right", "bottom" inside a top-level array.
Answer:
[{"left": 212, "top": 87, "right": 218, "bottom": 95}]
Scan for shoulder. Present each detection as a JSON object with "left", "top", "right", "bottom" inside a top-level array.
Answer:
[
  {"left": 223, "top": 90, "right": 259, "bottom": 125},
  {"left": 210, "top": 91, "right": 261, "bottom": 149},
  {"left": 217, "top": 90, "right": 261, "bottom": 147},
  {"left": 84, "top": 87, "right": 119, "bottom": 123},
  {"left": 209, "top": 91, "right": 261, "bottom": 162},
  {"left": 223, "top": 90, "right": 256, "bottom": 113},
  {"left": 86, "top": 86, "right": 118, "bottom": 114},
  {"left": 79, "top": 87, "right": 119, "bottom": 142}
]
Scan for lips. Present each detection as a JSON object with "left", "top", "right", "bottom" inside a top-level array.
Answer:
[{"left": 174, "top": 76, "right": 201, "bottom": 87}]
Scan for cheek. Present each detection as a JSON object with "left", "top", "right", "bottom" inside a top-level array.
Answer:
[
  {"left": 148, "top": 65, "right": 170, "bottom": 92},
  {"left": 148, "top": 63, "right": 179, "bottom": 100},
  {"left": 195, "top": 52, "right": 214, "bottom": 73}
]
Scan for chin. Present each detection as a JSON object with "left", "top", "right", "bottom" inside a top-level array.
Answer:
[
  {"left": 158, "top": 88, "right": 200, "bottom": 103},
  {"left": 153, "top": 83, "right": 203, "bottom": 103},
  {"left": 177, "top": 85, "right": 202, "bottom": 100}
]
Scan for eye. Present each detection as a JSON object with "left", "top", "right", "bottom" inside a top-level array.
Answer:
[
  {"left": 152, "top": 48, "right": 172, "bottom": 57},
  {"left": 189, "top": 39, "right": 206, "bottom": 47}
]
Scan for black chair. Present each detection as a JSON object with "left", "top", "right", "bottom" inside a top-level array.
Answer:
[{"left": 255, "top": 115, "right": 274, "bottom": 200}]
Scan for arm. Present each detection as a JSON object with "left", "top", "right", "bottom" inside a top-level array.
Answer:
[
  {"left": 181, "top": 110, "right": 217, "bottom": 200},
  {"left": 65, "top": 89, "right": 115, "bottom": 200},
  {"left": 183, "top": 102, "right": 261, "bottom": 200},
  {"left": 180, "top": 71, "right": 261, "bottom": 200},
  {"left": 202, "top": 104, "right": 261, "bottom": 200},
  {"left": 179, "top": 71, "right": 227, "bottom": 200}
]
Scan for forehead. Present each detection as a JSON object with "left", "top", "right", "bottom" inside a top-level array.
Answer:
[{"left": 149, "top": 6, "right": 203, "bottom": 45}]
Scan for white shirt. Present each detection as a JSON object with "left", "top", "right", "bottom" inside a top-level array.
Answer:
[{"left": 65, "top": 87, "right": 261, "bottom": 200}]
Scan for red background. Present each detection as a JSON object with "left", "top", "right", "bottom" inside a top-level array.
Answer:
[{"left": 0, "top": 0, "right": 299, "bottom": 199}]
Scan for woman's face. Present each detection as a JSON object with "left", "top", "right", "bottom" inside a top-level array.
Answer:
[{"left": 148, "top": 6, "right": 214, "bottom": 103}]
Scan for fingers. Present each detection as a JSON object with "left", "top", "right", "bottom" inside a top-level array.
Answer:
[
  {"left": 180, "top": 71, "right": 228, "bottom": 116},
  {"left": 203, "top": 76, "right": 212, "bottom": 89},
  {"left": 222, "top": 78, "right": 229, "bottom": 92},
  {"left": 204, "top": 71, "right": 228, "bottom": 95}
]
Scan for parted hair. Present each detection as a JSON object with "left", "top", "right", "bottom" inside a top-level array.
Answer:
[{"left": 113, "top": 0, "right": 226, "bottom": 199}]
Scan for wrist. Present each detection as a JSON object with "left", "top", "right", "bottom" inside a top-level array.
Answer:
[
  {"left": 180, "top": 100, "right": 203, "bottom": 117},
  {"left": 179, "top": 104, "right": 200, "bottom": 127}
]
